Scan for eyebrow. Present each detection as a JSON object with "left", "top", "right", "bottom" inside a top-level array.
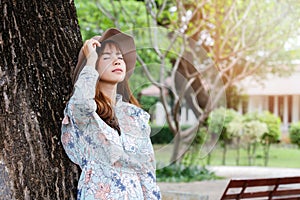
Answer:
[{"left": 102, "top": 52, "right": 122, "bottom": 55}]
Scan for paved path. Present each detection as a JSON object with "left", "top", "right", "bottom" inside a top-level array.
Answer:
[{"left": 158, "top": 166, "right": 300, "bottom": 200}]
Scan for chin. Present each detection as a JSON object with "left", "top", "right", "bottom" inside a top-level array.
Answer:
[
  {"left": 112, "top": 77, "right": 126, "bottom": 83},
  {"left": 117, "top": 78, "right": 126, "bottom": 83}
]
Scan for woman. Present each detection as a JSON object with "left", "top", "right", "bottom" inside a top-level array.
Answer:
[{"left": 61, "top": 28, "right": 161, "bottom": 200}]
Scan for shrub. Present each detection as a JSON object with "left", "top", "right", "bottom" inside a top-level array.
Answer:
[
  {"left": 150, "top": 125, "right": 173, "bottom": 144},
  {"left": 150, "top": 125, "right": 191, "bottom": 144},
  {"left": 245, "top": 111, "right": 281, "bottom": 144},
  {"left": 156, "top": 164, "right": 219, "bottom": 182},
  {"left": 208, "top": 107, "right": 241, "bottom": 141},
  {"left": 289, "top": 122, "right": 300, "bottom": 148},
  {"left": 139, "top": 95, "right": 159, "bottom": 113},
  {"left": 259, "top": 112, "right": 281, "bottom": 144}
]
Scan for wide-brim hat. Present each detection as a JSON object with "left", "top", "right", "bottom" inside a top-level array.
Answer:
[{"left": 72, "top": 28, "right": 136, "bottom": 84}]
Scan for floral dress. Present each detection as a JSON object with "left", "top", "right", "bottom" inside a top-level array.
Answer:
[{"left": 61, "top": 65, "right": 161, "bottom": 200}]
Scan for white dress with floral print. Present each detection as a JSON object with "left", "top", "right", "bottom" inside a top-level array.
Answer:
[{"left": 61, "top": 65, "right": 161, "bottom": 200}]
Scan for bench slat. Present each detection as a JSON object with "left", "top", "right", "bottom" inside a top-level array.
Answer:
[
  {"left": 221, "top": 176, "right": 300, "bottom": 200},
  {"left": 227, "top": 177, "right": 300, "bottom": 188}
]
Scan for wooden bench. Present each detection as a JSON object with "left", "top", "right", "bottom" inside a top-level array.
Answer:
[{"left": 220, "top": 176, "right": 300, "bottom": 200}]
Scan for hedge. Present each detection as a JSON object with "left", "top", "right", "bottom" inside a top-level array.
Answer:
[
  {"left": 289, "top": 122, "right": 300, "bottom": 148},
  {"left": 150, "top": 125, "right": 191, "bottom": 144},
  {"left": 150, "top": 125, "right": 174, "bottom": 144}
]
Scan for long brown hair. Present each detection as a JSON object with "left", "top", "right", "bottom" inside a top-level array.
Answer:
[{"left": 95, "top": 40, "right": 139, "bottom": 136}]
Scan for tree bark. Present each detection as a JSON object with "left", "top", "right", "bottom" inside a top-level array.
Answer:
[{"left": 0, "top": 0, "right": 82, "bottom": 199}]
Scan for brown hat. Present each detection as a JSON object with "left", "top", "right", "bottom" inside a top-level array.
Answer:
[{"left": 72, "top": 28, "right": 136, "bottom": 84}]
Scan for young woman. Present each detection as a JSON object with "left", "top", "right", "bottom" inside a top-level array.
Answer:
[{"left": 61, "top": 28, "right": 161, "bottom": 200}]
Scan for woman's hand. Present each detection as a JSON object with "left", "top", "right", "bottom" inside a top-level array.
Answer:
[{"left": 82, "top": 38, "right": 101, "bottom": 67}]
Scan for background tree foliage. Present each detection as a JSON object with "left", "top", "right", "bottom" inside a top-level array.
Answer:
[{"left": 74, "top": 0, "right": 300, "bottom": 164}]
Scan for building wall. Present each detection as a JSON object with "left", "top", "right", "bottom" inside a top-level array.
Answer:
[
  {"left": 153, "top": 102, "right": 197, "bottom": 126},
  {"left": 152, "top": 94, "right": 300, "bottom": 135},
  {"left": 244, "top": 94, "right": 300, "bottom": 134}
]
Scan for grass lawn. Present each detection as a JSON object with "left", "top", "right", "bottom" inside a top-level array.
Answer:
[{"left": 154, "top": 144, "right": 300, "bottom": 168}]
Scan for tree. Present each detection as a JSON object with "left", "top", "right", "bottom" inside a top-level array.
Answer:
[
  {"left": 0, "top": 0, "right": 82, "bottom": 199},
  {"left": 139, "top": 0, "right": 300, "bottom": 164},
  {"left": 227, "top": 113, "right": 244, "bottom": 165},
  {"left": 258, "top": 111, "right": 281, "bottom": 166},
  {"left": 244, "top": 111, "right": 281, "bottom": 166},
  {"left": 208, "top": 107, "right": 240, "bottom": 165},
  {"left": 242, "top": 120, "right": 268, "bottom": 166}
]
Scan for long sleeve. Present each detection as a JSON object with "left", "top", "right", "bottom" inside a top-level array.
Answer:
[
  {"left": 61, "top": 65, "right": 143, "bottom": 171},
  {"left": 71, "top": 65, "right": 98, "bottom": 114},
  {"left": 61, "top": 65, "right": 98, "bottom": 167}
]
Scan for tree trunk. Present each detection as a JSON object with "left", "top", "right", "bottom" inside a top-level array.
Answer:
[
  {"left": 236, "top": 137, "right": 240, "bottom": 166},
  {"left": 170, "top": 132, "right": 181, "bottom": 164},
  {"left": 264, "top": 141, "right": 271, "bottom": 167},
  {"left": 222, "top": 143, "right": 227, "bottom": 165},
  {"left": 0, "top": 0, "right": 82, "bottom": 199},
  {"left": 247, "top": 144, "right": 252, "bottom": 166}
]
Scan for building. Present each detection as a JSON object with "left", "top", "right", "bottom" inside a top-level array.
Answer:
[
  {"left": 140, "top": 67, "right": 300, "bottom": 133},
  {"left": 239, "top": 67, "right": 300, "bottom": 133}
]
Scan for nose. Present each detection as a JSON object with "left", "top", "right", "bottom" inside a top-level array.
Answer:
[
  {"left": 113, "top": 60, "right": 120, "bottom": 66},
  {"left": 113, "top": 57, "right": 121, "bottom": 66}
]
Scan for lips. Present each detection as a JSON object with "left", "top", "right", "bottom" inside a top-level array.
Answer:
[{"left": 112, "top": 68, "right": 123, "bottom": 73}]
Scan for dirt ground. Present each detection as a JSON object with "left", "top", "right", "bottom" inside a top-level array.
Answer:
[{"left": 158, "top": 166, "right": 300, "bottom": 200}]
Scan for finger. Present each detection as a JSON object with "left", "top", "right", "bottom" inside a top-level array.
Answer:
[
  {"left": 89, "top": 39, "right": 101, "bottom": 48},
  {"left": 92, "top": 36, "right": 101, "bottom": 47},
  {"left": 84, "top": 38, "right": 101, "bottom": 48},
  {"left": 82, "top": 39, "right": 99, "bottom": 58}
]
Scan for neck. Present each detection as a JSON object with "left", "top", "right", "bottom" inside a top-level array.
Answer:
[{"left": 98, "top": 82, "right": 117, "bottom": 105}]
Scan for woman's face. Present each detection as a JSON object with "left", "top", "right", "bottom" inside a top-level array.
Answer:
[{"left": 96, "top": 43, "right": 126, "bottom": 84}]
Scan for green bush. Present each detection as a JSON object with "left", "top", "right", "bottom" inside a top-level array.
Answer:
[
  {"left": 150, "top": 125, "right": 191, "bottom": 144},
  {"left": 208, "top": 107, "right": 241, "bottom": 141},
  {"left": 289, "top": 122, "right": 300, "bottom": 148},
  {"left": 139, "top": 95, "right": 159, "bottom": 113},
  {"left": 150, "top": 125, "right": 174, "bottom": 144},
  {"left": 156, "top": 164, "right": 219, "bottom": 182},
  {"left": 258, "top": 111, "right": 281, "bottom": 144},
  {"left": 245, "top": 111, "right": 281, "bottom": 144}
]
